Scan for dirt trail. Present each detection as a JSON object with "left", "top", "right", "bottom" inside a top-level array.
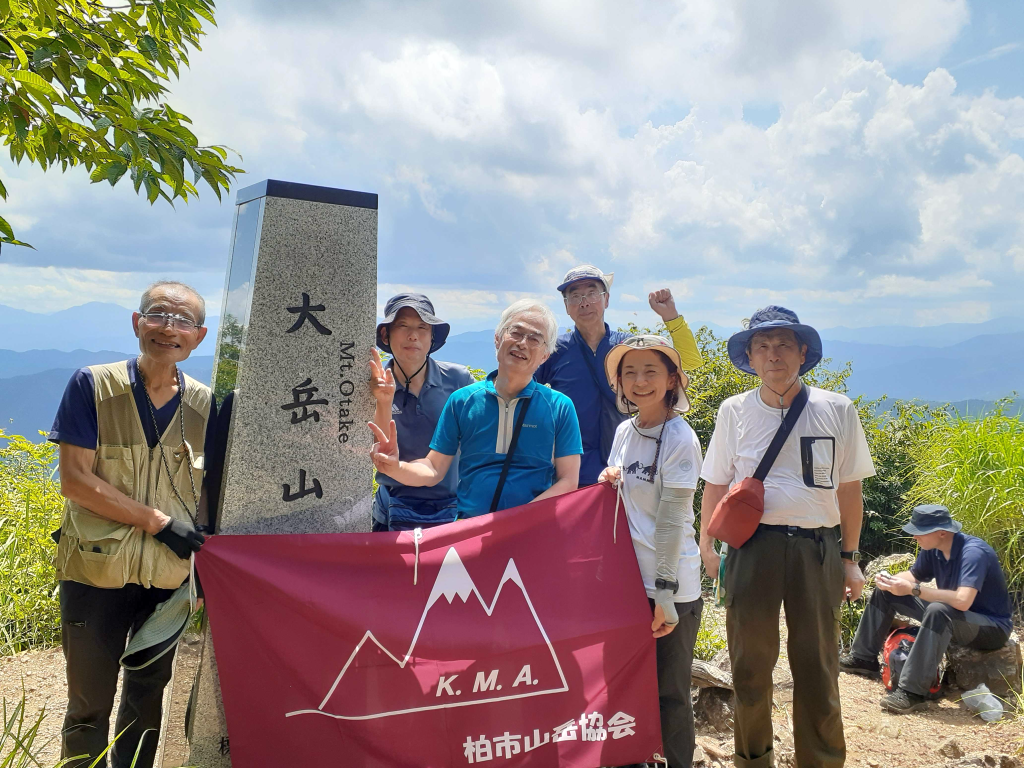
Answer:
[{"left": 2, "top": 630, "right": 1018, "bottom": 767}]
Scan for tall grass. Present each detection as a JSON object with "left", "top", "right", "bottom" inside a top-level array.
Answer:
[
  {"left": 907, "top": 403, "right": 1024, "bottom": 592},
  {"left": 2, "top": 693, "right": 174, "bottom": 768},
  {"left": 0, "top": 431, "right": 63, "bottom": 655}
]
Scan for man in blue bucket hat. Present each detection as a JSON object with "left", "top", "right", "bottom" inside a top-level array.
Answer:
[
  {"left": 840, "top": 504, "right": 1012, "bottom": 713},
  {"left": 699, "top": 306, "right": 876, "bottom": 768},
  {"left": 368, "top": 293, "right": 475, "bottom": 531}
]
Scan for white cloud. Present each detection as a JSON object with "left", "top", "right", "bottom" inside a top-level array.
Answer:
[
  {"left": 1, "top": 0, "right": 1019, "bottom": 332},
  {"left": 0, "top": 265, "right": 224, "bottom": 314}
]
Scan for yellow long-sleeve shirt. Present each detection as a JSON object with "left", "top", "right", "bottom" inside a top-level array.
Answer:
[{"left": 665, "top": 315, "right": 704, "bottom": 370}]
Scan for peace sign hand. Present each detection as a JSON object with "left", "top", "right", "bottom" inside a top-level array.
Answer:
[
  {"left": 368, "top": 420, "right": 401, "bottom": 474},
  {"left": 369, "top": 348, "right": 396, "bottom": 404}
]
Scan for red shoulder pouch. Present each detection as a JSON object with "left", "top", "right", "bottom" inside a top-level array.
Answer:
[{"left": 707, "top": 477, "right": 765, "bottom": 549}]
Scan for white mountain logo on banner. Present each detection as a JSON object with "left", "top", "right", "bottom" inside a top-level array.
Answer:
[{"left": 285, "top": 547, "right": 569, "bottom": 721}]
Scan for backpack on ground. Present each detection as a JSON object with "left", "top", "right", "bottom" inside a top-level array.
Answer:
[{"left": 880, "top": 626, "right": 942, "bottom": 694}]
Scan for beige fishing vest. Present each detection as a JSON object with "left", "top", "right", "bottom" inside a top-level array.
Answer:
[{"left": 55, "top": 361, "right": 212, "bottom": 590}]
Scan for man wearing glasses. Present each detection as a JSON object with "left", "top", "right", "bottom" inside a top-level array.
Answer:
[
  {"left": 48, "top": 281, "right": 216, "bottom": 768},
  {"left": 370, "top": 299, "right": 582, "bottom": 517},
  {"left": 536, "top": 265, "right": 704, "bottom": 487}
]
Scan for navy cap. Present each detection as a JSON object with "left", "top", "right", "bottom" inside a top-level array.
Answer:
[
  {"left": 902, "top": 504, "right": 963, "bottom": 536},
  {"left": 376, "top": 293, "right": 450, "bottom": 354},
  {"left": 726, "top": 305, "right": 823, "bottom": 376}
]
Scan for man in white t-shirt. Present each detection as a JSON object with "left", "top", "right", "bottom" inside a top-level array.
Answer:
[{"left": 699, "top": 306, "right": 875, "bottom": 768}]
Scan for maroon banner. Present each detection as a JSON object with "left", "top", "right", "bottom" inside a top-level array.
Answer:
[{"left": 198, "top": 484, "right": 662, "bottom": 767}]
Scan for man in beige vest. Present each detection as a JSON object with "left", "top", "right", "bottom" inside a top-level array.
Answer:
[{"left": 48, "top": 281, "right": 217, "bottom": 768}]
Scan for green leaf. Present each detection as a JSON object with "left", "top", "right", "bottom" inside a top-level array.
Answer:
[
  {"left": 106, "top": 161, "right": 128, "bottom": 185},
  {"left": 0, "top": 214, "right": 12, "bottom": 238},
  {"left": 85, "top": 62, "right": 111, "bottom": 83},
  {"left": 94, "top": 117, "right": 114, "bottom": 131},
  {"left": 12, "top": 70, "right": 59, "bottom": 98},
  {"left": 12, "top": 113, "right": 28, "bottom": 142},
  {"left": 84, "top": 72, "right": 102, "bottom": 103},
  {"left": 0, "top": 175, "right": 6, "bottom": 199},
  {"left": 139, "top": 35, "right": 159, "bottom": 57},
  {"left": 1, "top": 34, "right": 29, "bottom": 67}
]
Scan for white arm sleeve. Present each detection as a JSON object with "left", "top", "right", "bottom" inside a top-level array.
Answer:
[{"left": 653, "top": 486, "right": 695, "bottom": 625}]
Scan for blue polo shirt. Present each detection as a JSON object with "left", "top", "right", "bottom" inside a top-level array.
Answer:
[
  {"left": 375, "top": 358, "right": 475, "bottom": 510},
  {"left": 535, "top": 325, "right": 628, "bottom": 487},
  {"left": 910, "top": 532, "right": 1013, "bottom": 633},
  {"left": 430, "top": 373, "right": 583, "bottom": 517}
]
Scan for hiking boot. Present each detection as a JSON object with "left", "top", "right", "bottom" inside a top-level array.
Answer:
[
  {"left": 880, "top": 687, "right": 929, "bottom": 714},
  {"left": 839, "top": 653, "right": 880, "bottom": 678}
]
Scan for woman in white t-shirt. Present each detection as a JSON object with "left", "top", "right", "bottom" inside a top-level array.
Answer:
[{"left": 598, "top": 334, "right": 703, "bottom": 768}]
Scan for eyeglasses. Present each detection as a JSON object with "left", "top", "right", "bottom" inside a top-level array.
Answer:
[
  {"left": 564, "top": 290, "right": 607, "bottom": 306},
  {"left": 505, "top": 326, "right": 546, "bottom": 349},
  {"left": 139, "top": 312, "right": 200, "bottom": 332}
]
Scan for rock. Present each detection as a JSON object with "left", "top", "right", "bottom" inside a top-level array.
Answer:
[
  {"left": 945, "top": 755, "right": 1021, "bottom": 768},
  {"left": 945, "top": 634, "right": 1022, "bottom": 697},
  {"left": 865, "top": 553, "right": 915, "bottom": 582},
  {"left": 692, "top": 743, "right": 707, "bottom": 765},
  {"left": 695, "top": 687, "right": 735, "bottom": 733},
  {"left": 772, "top": 664, "right": 794, "bottom": 689},
  {"left": 692, "top": 659, "right": 734, "bottom": 690},
  {"left": 938, "top": 737, "right": 965, "bottom": 759},
  {"left": 712, "top": 648, "right": 731, "bottom": 673},
  {"left": 878, "top": 724, "right": 901, "bottom": 739}
]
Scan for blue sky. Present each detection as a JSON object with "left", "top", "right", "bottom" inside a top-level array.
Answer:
[{"left": 1, "top": 0, "right": 1022, "bottom": 336}]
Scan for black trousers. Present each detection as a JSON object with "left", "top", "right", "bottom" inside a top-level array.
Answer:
[
  {"left": 656, "top": 597, "right": 703, "bottom": 768},
  {"left": 622, "top": 597, "right": 703, "bottom": 768},
  {"left": 60, "top": 580, "right": 176, "bottom": 768},
  {"left": 850, "top": 590, "right": 1009, "bottom": 695}
]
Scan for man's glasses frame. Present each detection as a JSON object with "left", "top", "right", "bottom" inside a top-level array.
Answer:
[
  {"left": 139, "top": 312, "right": 201, "bottom": 332},
  {"left": 504, "top": 326, "right": 546, "bottom": 349},
  {"left": 564, "top": 290, "right": 607, "bottom": 307}
]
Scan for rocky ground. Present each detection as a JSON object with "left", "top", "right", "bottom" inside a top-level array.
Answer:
[{"left": 2, "top": 615, "right": 1020, "bottom": 768}]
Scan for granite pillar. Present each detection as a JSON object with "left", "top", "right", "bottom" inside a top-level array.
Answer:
[{"left": 162, "top": 179, "right": 377, "bottom": 768}]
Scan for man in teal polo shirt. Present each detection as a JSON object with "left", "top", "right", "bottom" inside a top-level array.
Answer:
[{"left": 369, "top": 299, "right": 582, "bottom": 516}]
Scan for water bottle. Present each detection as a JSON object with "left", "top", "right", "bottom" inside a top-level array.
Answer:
[
  {"left": 714, "top": 544, "right": 728, "bottom": 607},
  {"left": 961, "top": 683, "right": 1004, "bottom": 722}
]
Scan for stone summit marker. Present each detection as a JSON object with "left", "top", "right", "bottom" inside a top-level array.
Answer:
[{"left": 159, "top": 179, "right": 377, "bottom": 768}]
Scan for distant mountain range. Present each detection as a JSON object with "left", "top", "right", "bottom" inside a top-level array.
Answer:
[
  {"left": 0, "top": 302, "right": 220, "bottom": 353},
  {"left": 0, "top": 302, "right": 1021, "bottom": 435},
  {"left": 0, "top": 357, "right": 213, "bottom": 436}
]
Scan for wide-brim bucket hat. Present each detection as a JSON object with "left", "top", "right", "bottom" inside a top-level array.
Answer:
[
  {"left": 902, "top": 504, "right": 963, "bottom": 536},
  {"left": 376, "top": 293, "right": 450, "bottom": 354},
  {"left": 556, "top": 264, "right": 614, "bottom": 294},
  {"left": 727, "top": 305, "right": 823, "bottom": 376},
  {"left": 604, "top": 335, "right": 691, "bottom": 414},
  {"left": 120, "top": 580, "right": 194, "bottom": 670}
]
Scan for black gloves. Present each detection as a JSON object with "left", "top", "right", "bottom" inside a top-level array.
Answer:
[{"left": 154, "top": 518, "right": 206, "bottom": 559}]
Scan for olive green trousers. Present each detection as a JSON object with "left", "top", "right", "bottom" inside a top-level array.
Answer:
[{"left": 724, "top": 525, "right": 846, "bottom": 768}]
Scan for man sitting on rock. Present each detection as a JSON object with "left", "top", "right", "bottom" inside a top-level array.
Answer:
[{"left": 840, "top": 505, "right": 1013, "bottom": 713}]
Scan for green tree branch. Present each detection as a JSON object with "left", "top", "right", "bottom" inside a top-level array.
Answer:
[{"left": 0, "top": 0, "right": 243, "bottom": 248}]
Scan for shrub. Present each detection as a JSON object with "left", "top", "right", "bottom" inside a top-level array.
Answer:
[
  {"left": 907, "top": 401, "right": 1024, "bottom": 591},
  {"left": 858, "top": 400, "right": 950, "bottom": 559},
  {"left": 0, "top": 431, "right": 63, "bottom": 656},
  {"left": 693, "top": 608, "right": 727, "bottom": 662}
]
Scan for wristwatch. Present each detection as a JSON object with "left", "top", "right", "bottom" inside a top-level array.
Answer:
[
  {"left": 655, "top": 578, "right": 679, "bottom": 594},
  {"left": 912, "top": 582, "right": 922, "bottom": 598},
  {"left": 840, "top": 550, "right": 861, "bottom": 563}
]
